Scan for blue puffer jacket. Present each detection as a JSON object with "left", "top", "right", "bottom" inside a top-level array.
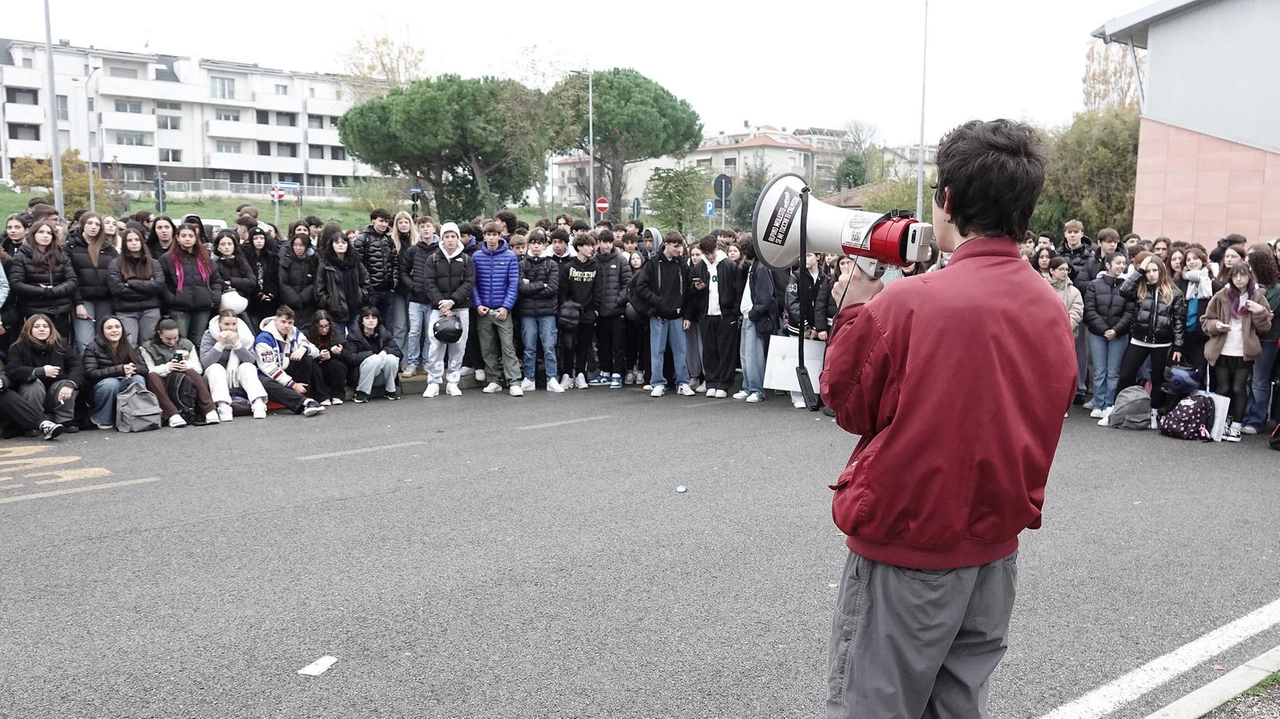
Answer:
[{"left": 471, "top": 239, "right": 520, "bottom": 310}]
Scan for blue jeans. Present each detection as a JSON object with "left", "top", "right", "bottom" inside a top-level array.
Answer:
[
  {"left": 392, "top": 294, "right": 409, "bottom": 361},
  {"left": 740, "top": 317, "right": 767, "bottom": 398},
  {"left": 92, "top": 375, "right": 146, "bottom": 426},
  {"left": 73, "top": 298, "right": 114, "bottom": 353},
  {"left": 1244, "top": 340, "right": 1278, "bottom": 428},
  {"left": 168, "top": 309, "right": 211, "bottom": 343},
  {"left": 1087, "top": 332, "right": 1128, "bottom": 410},
  {"left": 370, "top": 289, "right": 394, "bottom": 327},
  {"left": 405, "top": 301, "right": 431, "bottom": 368},
  {"left": 649, "top": 317, "right": 689, "bottom": 388},
  {"left": 521, "top": 315, "right": 559, "bottom": 381}
]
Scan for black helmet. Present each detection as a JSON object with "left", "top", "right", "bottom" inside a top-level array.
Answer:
[{"left": 433, "top": 314, "right": 464, "bottom": 344}]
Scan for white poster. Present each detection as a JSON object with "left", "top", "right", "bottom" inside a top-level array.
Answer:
[{"left": 763, "top": 335, "right": 827, "bottom": 393}]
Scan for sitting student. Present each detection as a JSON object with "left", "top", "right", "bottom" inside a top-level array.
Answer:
[
  {"left": 303, "top": 310, "right": 352, "bottom": 406},
  {"left": 0, "top": 353, "right": 64, "bottom": 439},
  {"left": 346, "top": 306, "right": 403, "bottom": 403},
  {"left": 80, "top": 315, "right": 146, "bottom": 430},
  {"left": 140, "top": 317, "right": 219, "bottom": 428},
  {"left": 199, "top": 310, "right": 269, "bottom": 420},
  {"left": 8, "top": 313, "right": 83, "bottom": 431},
  {"left": 108, "top": 225, "right": 166, "bottom": 345},
  {"left": 253, "top": 305, "right": 324, "bottom": 417}
]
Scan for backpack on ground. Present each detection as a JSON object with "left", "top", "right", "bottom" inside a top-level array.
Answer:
[
  {"left": 165, "top": 371, "right": 199, "bottom": 424},
  {"left": 115, "top": 382, "right": 161, "bottom": 433},
  {"left": 1107, "top": 386, "right": 1152, "bottom": 430},
  {"left": 1159, "top": 394, "right": 1214, "bottom": 441}
]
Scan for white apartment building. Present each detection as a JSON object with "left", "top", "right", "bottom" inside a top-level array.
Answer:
[{"left": 0, "top": 38, "right": 377, "bottom": 197}]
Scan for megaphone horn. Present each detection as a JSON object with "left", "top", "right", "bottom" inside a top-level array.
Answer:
[{"left": 750, "top": 173, "right": 934, "bottom": 272}]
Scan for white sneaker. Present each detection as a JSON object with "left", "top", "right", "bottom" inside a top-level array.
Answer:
[
  {"left": 560, "top": 374, "right": 572, "bottom": 388},
  {"left": 217, "top": 404, "right": 234, "bottom": 422},
  {"left": 1083, "top": 400, "right": 1095, "bottom": 410},
  {"left": 694, "top": 382, "right": 708, "bottom": 393},
  {"left": 1241, "top": 425, "right": 1259, "bottom": 435},
  {"left": 204, "top": 410, "right": 221, "bottom": 425},
  {"left": 650, "top": 385, "right": 666, "bottom": 397},
  {"left": 676, "top": 384, "right": 695, "bottom": 396},
  {"left": 520, "top": 378, "right": 535, "bottom": 391},
  {"left": 745, "top": 393, "right": 763, "bottom": 403},
  {"left": 459, "top": 366, "right": 475, "bottom": 376},
  {"left": 793, "top": 398, "right": 807, "bottom": 408},
  {"left": 714, "top": 389, "right": 728, "bottom": 399},
  {"left": 732, "top": 390, "right": 749, "bottom": 400},
  {"left": 168, "top": 414, "right": 187, "bottom": 428},
  {"left": 1089, "top": 408, "right": 1105, "bottom": 419},
  {"left": 423, "top": 383, "right": 440, "bottom": 398},
  {"left": 1096, "top": 407, "right": 1113, "bottom": 427},
  {"left": 624, "top": 371, "right": 635, "bottom": 384},
  {"left": 1224, "top": 422, "right": 1242, "bottom": 442},
  {"left": 483, "top": 382, "right": 503, "bottom": 393},
  {"left": 510, "top": 385, "right": 524, "bottom": 397},
  {"left": 575, "top": 373, "right": 588, "bottom": 390},
  {"left": 252, "top": 400, "right": 267, "bottom": 419},
  {"left": 400, "top": 365, "right": 418, "bottom": 378},
  {"left": 643, "top": 384, "right": 654, "bottom": 391},
  {"left": 445, "top": 382, "right": 462, "bottom": 396},
  {"left": 546, "top": 378, "right": 566, "bottom": 393},
  {"left": 1150, "top": 410, "right": 1159, "bottom": 430},
  {"left": 474, "top": 369, "right": 486, "bottom": 382}
]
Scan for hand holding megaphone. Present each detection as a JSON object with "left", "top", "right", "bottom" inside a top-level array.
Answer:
[{"left": 832, "top": 259, "right": 885, "bottom": 310}]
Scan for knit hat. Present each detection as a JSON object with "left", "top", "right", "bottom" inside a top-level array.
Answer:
[{"left": 440, "top": 222, "right": 460, "bottom": 237}]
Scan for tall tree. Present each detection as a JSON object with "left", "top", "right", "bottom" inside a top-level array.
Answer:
[
  {"left": 11, "top": 149, "right": 111, "bottom": 214},
  {"left": 341, "top": 36, "right": 425, "bottom": 103},
  {"left": 645, "top": 167, "right": 710, "bottom": 235},
  {"left": 551, "top": 69, "right": 703, "bottom": 222},
  {"left": 1033, "top": 105, "right": 1140, "bottom": 235},
  {"left": 861, "top": 177, "right": 934, "bottom": 224},
  {"left": 727, "top": 161, "right": 771, "bottom": 230},
  {"left": 835, "top": 154, "right": 867, "bottom": 190},
  {"left": 1082, "top": 40, "right": 1144, "bottom": 112}
]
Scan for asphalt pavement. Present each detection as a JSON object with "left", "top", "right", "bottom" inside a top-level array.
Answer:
[{"left": 0, "top": 389, "right": 1277, "bottom": 718}]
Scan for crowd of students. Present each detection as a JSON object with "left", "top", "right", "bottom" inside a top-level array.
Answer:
[
  {"left": 1029, "top": 222, "right": 1280, "bottom": 442},
  {"left": 3, "top": 196, "right": 1278, "bottom": 443}
]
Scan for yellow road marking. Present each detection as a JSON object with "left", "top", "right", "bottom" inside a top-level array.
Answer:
[
  {"left": 0, "top": 477, "right": 160, "bottom": 505},
  {"left": 30, "top": 468, "right": 114, "bottom": 485}
]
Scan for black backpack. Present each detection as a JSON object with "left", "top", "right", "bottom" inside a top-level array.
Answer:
[
  {"left": 557, "top": 299, "right": 582, "bottom": 331},
  {"left": 1159, "top": 395, "right": 1213, "bottom": 441},
  {"left": 165, "top": 371, "right": 199, "bottom": 423}
]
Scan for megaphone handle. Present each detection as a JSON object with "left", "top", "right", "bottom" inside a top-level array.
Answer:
[{"left": 796, "top": 187, "right": 819, "bottom": 412}]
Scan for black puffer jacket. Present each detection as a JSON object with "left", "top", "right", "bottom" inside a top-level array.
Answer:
[
  {"left": 66, "top": 228, "right": 119, "bottom": 303},
  {"left": 279, "top": 252, "right": 317, "bottom": 313},
  {"left": 7, "top": 337, "right": 85, "bottom": 388},
  {"left": 347, "top": 322, "right": 403, "bottom": 364},
  {"left": 161, "top": 248, "right": 223, "bottom": 312},
  {"left": 353, "top": 224, "right": 397, "bottom": 292},
  {"left": 415, "top": 246, "right": 474, "bottom": 309},
  {"left": 315, "top": 252, "right": 370, "bottom": 323},
  {"left": 244, "top": 246, "right": 280, "bottom": 319},
  {"left": 399, "top": 243, "right": 431, "bottom": 304},
  {"left": 1083, "top": 274, "right": 1134, "bottom": 337},
  {"left": 1121, "top": 274, "right": 1186, "bottom": 348},
  {"left": 1058, "top": 237, "right": 1094, "bottom": 293},
  {"left": 593, "top": 248, "right": 633, "bottom": 318},
  {"left": 214, "top": 254, "right": 258, "bottom": 299},
  {"left": 8, "top": 243, "right": 78, "bottom": 317},
  {"left": 107, "top": 254, "right": 165, "bottom": 313},
  {"left": 82, "top": 336, "right": 148, "bottom": 384},
  {"left": 517, "top": 254, "right": 559, "bottom": 317}
]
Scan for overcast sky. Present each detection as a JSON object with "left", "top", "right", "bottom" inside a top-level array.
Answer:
[{"left": 9, "top": 0, "right": 1150, "bottom": 147}]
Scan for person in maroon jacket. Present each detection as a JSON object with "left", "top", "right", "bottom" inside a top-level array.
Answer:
[{"left": 820, "top": 119, "right": 1077, "bottom": 719}]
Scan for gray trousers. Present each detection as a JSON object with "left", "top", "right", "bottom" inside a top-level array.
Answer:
[
  {"left": 827, "top": 550, "right": 1017, "bottom": 719},
  {"left": 1075, "top": 325, "right": 1090, "bottom": 393}
]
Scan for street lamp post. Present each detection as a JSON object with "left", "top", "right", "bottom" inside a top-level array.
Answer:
[
  {"left": 572, "top": 68, "right": 595, "bottom": 223},
  {"left": 915, "top": 0, "right": 929, "bottom": 221},
  {"left": 77, "top": 67, "right": 101, "bottom": 212},
  {"left": 43, "top": 0, "right": 64, "bottom": 215}
]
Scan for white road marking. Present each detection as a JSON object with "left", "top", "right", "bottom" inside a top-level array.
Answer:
[
  {"left": 0, "top": 477, "right": 160, "bottom": 505},
  {"left": 297, "top": 655, "right": 338, "bottom": 676},
  {"left": 515, "top": 415, "right": 610, "bottom": 430},
  {"left": 1039, "top": 596, "right": 1280, "bottom": 719},
  {"left": 296, "top": 441, "right": 428, "bottom": 460}
]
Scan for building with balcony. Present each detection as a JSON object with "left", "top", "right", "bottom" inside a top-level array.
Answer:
[
  {"left": 0, "top": 38, "right": 377, "bottom": 197},
  {"left": 1094, "top": 0, "right": 1280, "bottom": 243}
]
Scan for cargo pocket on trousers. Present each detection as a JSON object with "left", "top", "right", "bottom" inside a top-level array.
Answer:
[{"left": 828, "top": 552, "right": 871, "bottom": 710}]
